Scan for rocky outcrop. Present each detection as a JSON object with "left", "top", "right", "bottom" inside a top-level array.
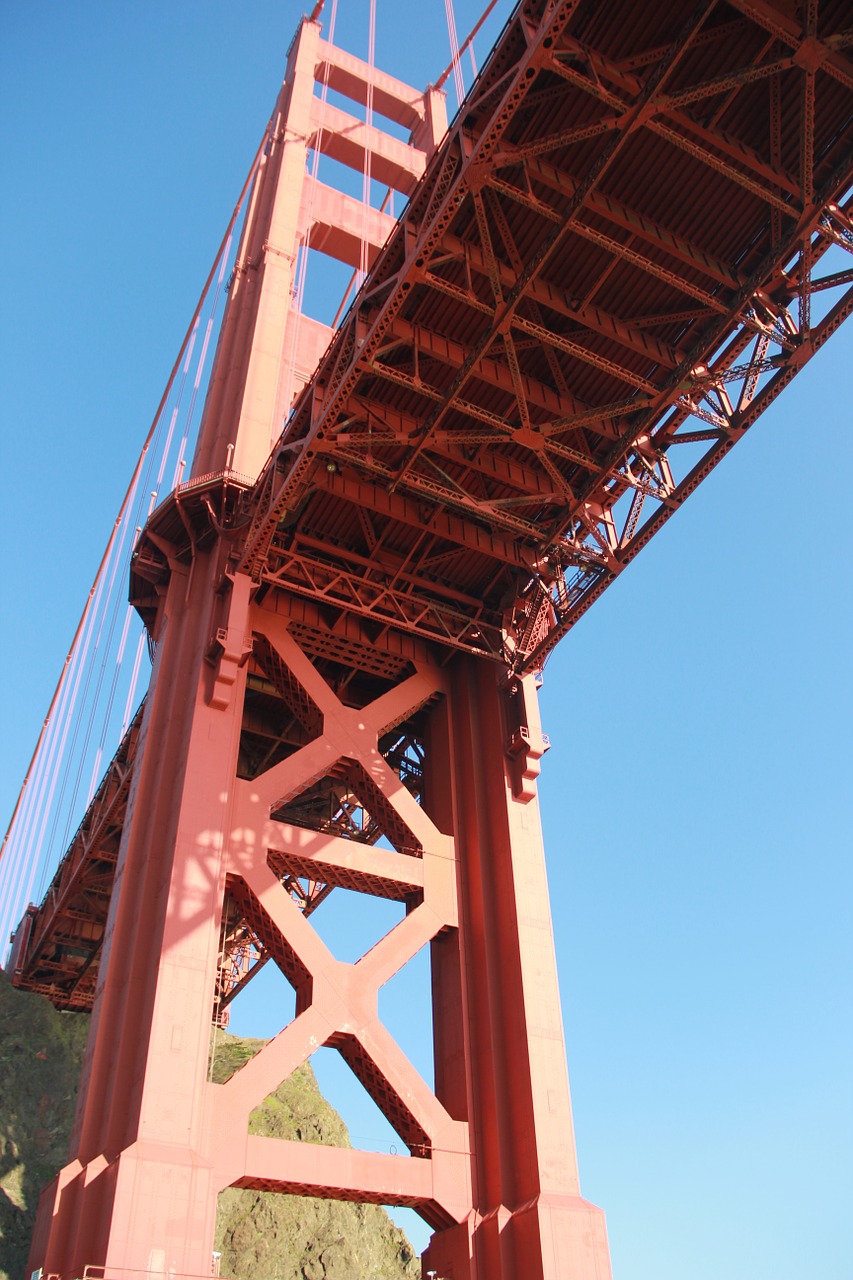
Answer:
[
  {"left": 0, "top": 971, "right": 89, "bottom": 1280},
  {"left": 0, "top": 978, "right": 420, "bottom": 1280},
  {"left": 212, "top": 1032, "right": 420, "bottom": 1280}
]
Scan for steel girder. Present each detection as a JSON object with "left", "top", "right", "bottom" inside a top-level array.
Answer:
[{"left": 235, "top": 0, "right": 853, "bottom": 674}]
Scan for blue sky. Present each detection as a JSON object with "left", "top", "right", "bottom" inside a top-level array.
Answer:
[{"left": 1, "top": 2, "right": 851, "bottom": 1275}]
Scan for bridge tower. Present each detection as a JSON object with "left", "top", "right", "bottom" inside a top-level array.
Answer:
[
  {"left": 26, "top": 15, "right": 611, "bottom": 1280},
  {"left": 19, "top": 0, "right": 852, "bottom": 1274}
]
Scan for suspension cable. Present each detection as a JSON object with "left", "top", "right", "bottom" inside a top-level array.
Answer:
[
  {"left": 436, "top": 0, "right": 501, "bottom": 93},
  {"left": 443, "top": 0, "right": 465, "bottom": 108},
  {"left": 359, "top": 0, "right": 377, "bottom": 285},
  {"left": 0, "top": 129, "right": 271, "bottom": 951}
]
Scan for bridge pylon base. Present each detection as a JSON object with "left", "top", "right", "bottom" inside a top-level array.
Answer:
[
  {"left": 423, "top": 1194, "right": 610, "bottom": 1280},
  {"left": 27, "top": 567, "right": 610, "bottom": 1280}
]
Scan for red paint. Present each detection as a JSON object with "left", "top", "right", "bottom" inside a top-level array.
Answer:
[{"left": 17, "top": 2, "right": 853, "bottom": 1277}]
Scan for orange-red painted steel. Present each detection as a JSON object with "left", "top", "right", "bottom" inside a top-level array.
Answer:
[
  {"left": 26, "top": 568, "right": 609, "bottom": 1277},
  {"left": 14, "top": 0, "right": 853, "bottom": 1277}
]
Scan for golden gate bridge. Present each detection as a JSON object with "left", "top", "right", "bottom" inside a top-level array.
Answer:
[{"left": 1, "top": 1, "right": 851, "bottom": 1277}]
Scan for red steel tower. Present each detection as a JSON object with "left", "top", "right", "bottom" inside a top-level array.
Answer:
[
  {"left": 25, "top": 16, "right": 610, "bottom": 1280},
  {"left": 13, "top": 1, "right": 853, "bottom": 1278}
]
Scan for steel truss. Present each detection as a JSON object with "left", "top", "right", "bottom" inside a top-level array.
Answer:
[
  {"left": 12, "top": 3, "right": 853, "bottom": 1279},
  {"left": 237, "top": 0, "right": 853, "bottom": 677}
]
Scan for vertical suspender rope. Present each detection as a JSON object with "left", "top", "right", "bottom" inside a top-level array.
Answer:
[
  {"left": 359, "top": 0, "right": 377, "bottom": 285},
  {"left": 435, "top": 0, "right": 501, "bottom": 95},
  {"left": 0, "top": 129, "right": 270, "bottom": 940},
  {"left": 48, "top": 207, "right": 239, "bottom": 879},
  {"left": 50, "top": 445, "right": 147, "bottom": 862},
  {"left": 166, "top": 320, "right": 201, "bottom": 486},
  {"left": 443, "top": 0, "right": 465, "bottom": 110},
  {"left": 157, "top": 313, "right": 200, "bottom": 492},
  {"left": 87, "top": 601, "right": 136, "bottom": 807},
  {"left": 332, "top": 187, "right": 396, "bottom": 329},
  {"left": 30, "top": 575, "right": 108, "bottom": 903},
  {"left": 170, "top": 255, "right": 229, "bottom": 490},
  {"left": 87, "top": 291, "right": 195, "bottom": 806},
  {"left": 2, "top": 538, "right": 115, "bottom": 941},
  {"left": 121, "top": 631, "right": 147, "bottom": 737},
  {"left": 3, "top": 553, "right": 113, "bottom": 942}
]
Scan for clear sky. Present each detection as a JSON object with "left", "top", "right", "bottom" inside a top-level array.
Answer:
[{"left": 1, "top": 3, "right": 851, "bottom": 1276}]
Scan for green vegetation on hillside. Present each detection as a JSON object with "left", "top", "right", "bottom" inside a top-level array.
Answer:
[
  {"left": 210, "top": 1030, "right": 420, "bottom": 1280},
  {"left": 0, "top": 971, "right": 89, "bottom": 1280}
]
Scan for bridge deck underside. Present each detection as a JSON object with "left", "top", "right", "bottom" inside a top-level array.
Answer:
[
  {"left": 238, "top": 0, "right": 852, "bottom": 667},
  {"left": 13, "top": 0, "right": 853, "bottom": 1006}
]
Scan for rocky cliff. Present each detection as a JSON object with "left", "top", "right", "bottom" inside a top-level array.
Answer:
[{"left": 211, "top": 1032, "right": 420, "bottom": 1280}]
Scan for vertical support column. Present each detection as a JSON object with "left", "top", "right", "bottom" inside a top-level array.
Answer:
[
  {"left": 192, "top": 23, "right": 446, "bottom": 486},
  {"left": 416, "top": 85, "right": 449, "bottom": 152},
  {"left": 424, "top": 657, "right": 611, "bottom": 1280},
  {"left": 27, "top": 560, "right": 252, "bottom": 1280},
  {"left": 192, "top": 21, "right": 321, "bottom": 481},
  {"left": 228, "top": 21, "right": 320, "bottom": 479},
  {"left": 27, "top": 599, "right": 610, "bottom": 1280}
]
